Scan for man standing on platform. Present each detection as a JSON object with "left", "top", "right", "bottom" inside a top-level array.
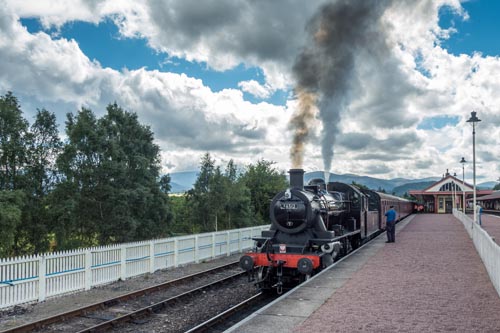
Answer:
[
  {"left": 385, "top": 205, "right": 397, "bottom": 243},
  {"left": 476, "top": 203, "right": 483, "bottom": 226}
]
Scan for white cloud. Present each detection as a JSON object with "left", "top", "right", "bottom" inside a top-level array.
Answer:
[
  {"left": 3, "top": 0, "right": 329, "bottom": 91},
  {"left": 237, "top": 80, "right": 273, "bottom": 99},
  {"left": 0, "top": 0, "right": 499, "bottom": 182}
]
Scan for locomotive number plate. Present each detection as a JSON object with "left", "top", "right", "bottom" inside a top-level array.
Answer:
[
  {"left": 280, "top": 203, "right": 297, "bottom": 209},
  {"left": 279, "top": 244, "right": 286, "bottom": 253}
]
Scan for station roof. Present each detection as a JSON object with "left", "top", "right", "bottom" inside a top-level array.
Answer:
[
  {"left": 477, "top": 191, "right": 500, "bottom": 201},
  {"left": 409, "top": 174, "right": 493, "bottom": 196}
]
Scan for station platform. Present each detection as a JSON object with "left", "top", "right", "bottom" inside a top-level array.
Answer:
[
  {"left": 228, "top": 214, "right": 500, "bottom": 332},
  {"left": 476, "top": 213, "right": 500, "bottom": 242}
]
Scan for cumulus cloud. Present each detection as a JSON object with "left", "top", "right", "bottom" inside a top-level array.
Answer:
[
  {"left": 1, "top": 0, "right": 499, "bottom": 181},
  {"left": 0, "top": 4, "right": 290, "bottom": 173},
  {"left": 337, "top": 131, "right": 422, "bottom": 155},
  {"left": 237, "top": 80, "right": 273, "bottom": 99},
  {"left": 5, "top": 0, "right": 328, "bottom": 91}
]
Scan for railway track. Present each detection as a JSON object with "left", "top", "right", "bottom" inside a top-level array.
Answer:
[
  {"left": 1, "top": 262, "right": 246, "bottom": 333},
  {"left": 185, "top": 292, "right": 277, "bottom": 333}
]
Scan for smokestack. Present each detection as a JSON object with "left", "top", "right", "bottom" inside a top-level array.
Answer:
[{"left": 289, "top": 169, "right": 305, "bottom": 189}]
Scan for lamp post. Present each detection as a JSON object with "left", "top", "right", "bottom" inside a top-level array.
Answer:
[
  {"left": 460, "top": 157, "right": 466, "bottom": 213},
  {"left": 453, "top": 173, "right": 457, "bottom": 211},
  {"left": 466, "top": 111, "right": 481, "bottom": 224}
]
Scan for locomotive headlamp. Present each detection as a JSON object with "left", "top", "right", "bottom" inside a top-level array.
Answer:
[
  {"left": 285, "top": 189, "right": 292, "bottom": 199},
  {"left": 321, "top": 242, "right": 334, "bottom": 253}
]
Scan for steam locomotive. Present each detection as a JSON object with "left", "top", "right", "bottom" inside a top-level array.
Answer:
[{"left": 239, "top": 169, "right": 413, "bottom": 293}]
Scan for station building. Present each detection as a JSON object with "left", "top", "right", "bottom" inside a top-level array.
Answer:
[
  {"left": 409, "top": 170, "right": 493, "bottom": 214},
  {"left": 477, "top": 191, "right": 500, "bottom": 212}
]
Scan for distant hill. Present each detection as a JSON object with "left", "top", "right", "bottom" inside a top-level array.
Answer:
[
  {"left": 392, "top": 181, "right": 435, "bottom": 197},
  {"left": 169, "top": 171, "right": 198, "bottom": 193},
  {"left": 167, "top": 169, "right": 487, "bottom": 195},
  {"left": 304, "top": 171, "right": 439, "bottom": 193},
  {"left": 478, "top": 181, "right": 498, "bottom": 190}
]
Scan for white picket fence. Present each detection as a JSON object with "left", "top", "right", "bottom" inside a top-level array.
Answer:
[
  {"left": 453, "top": 209, "right": 500, "bottom": 296},
  {"left": 0, "top": 225, "right": 268, "bottom": 309}
]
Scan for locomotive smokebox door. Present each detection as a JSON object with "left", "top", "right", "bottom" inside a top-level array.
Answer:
[{"left": 279, "top": 244, "right": 286, "bottom": 253}]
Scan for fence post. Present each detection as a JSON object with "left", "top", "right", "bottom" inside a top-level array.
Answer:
[
  {"left": 238, "top": 230, "right": 242, "bottom": 253},
  {"left": 226, "top": 231, "right": 230, "bottom": 256},
  {"left": 149, "top": 241, "right": 155, "bottom": 274},
  {"left": 212, "top": 233, "right": 216, "bottom": 259},
  {"left": 174, "top": 238, "right": 179, "bottom": 267},
  {"left": 195, "top": 235, "right": 199, "bottom": 263},
  {"left": 85, "top": 250, "right": 92, "bottom": 290},
  {"left": 120, "top": 245, "right": 127, "bottom": 280},
  {"left": 38, "top": 256, "right": 46, "bottom": 302}
]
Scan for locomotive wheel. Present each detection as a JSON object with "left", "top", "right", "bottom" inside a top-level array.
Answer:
[{"left": 258, "top": 266, "right": 269, "bottom": 281}]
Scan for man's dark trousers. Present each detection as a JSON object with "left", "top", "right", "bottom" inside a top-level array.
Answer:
[{"left": 386, "top": 220, "right": 395, "bottom": 242}]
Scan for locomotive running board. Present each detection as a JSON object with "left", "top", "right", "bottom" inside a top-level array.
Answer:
[{"left": 315, "top": 230, "right": 361, "bottom": 243}]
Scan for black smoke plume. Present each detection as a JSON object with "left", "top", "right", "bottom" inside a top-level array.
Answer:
[{"left": 290, "top": 0, "right": 393, "bottom": 171}]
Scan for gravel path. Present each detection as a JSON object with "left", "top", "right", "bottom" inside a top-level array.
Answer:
[{"left": 294, "top": 214, "right": 500, "bottom": 332}]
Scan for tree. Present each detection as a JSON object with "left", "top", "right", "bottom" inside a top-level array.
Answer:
[
  {"left": 241, "top": 159, "right": 288, "bottom": 224},
  {"left": 50, "top": 103, "right": 171, "bottom": 248},
  {"left": 16, "top": 109, "right": 63, "bottom": 253},
  {"left": 186, "top": 153, "right": 219, "bottom": 232},
  {"left": 185, "top": 155, "right": 253, "bottom": 232},
  {"left": 51, "top": 107, "right": 102, "bottom": 248},
  {"left": 96, "top": 103, "right": 171, "bottom": 243},
  {"left": 0, "top": 190, "right": 24, "bottom": 256},
  {"left": 0, "top": 92, "right": 28, "bottom": 191},
  {"left": 221, "top": 160, "right": 252, "bottom": 230},
  {"left": 169, "top": 195, "right": 192, "bottom": 235}
]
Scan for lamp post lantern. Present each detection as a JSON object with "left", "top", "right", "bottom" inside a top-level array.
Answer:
[
  {"left": 466, "top": 111, "right": 481, "bottom": 224},
  {"left": 460, "top": 157, "right": 466, "bottom": 213}
]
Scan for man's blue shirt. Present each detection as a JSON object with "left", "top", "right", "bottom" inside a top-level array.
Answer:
[{"left": 385, "top": 209, "right": 396, "bottom": 222}]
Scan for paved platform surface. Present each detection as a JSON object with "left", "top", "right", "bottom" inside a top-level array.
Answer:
[
  {"left": 228, "top": 214, "right": 500, "bottom": 332},
  {"left": 481, "top": 213, "right": 500, "bottom": 243}
]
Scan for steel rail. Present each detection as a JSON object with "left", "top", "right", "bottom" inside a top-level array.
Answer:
[
  {"left": 1, "top": 262, "right": 239, "bottom": 333},
  {"left": 76, "top": 271, "right": 247, "bottom": 332},
  {"left": 184, "top": 292, "right": 273, "bottom": 333}
]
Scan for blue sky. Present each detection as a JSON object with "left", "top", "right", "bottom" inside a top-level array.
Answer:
[
  {"left": 20, "top": 17, "right": 288, "bottom": 105},
  {"left": 1, "top": 1, "right": 499, "bottom": 182},
  {"left": 440, "top": 0, "right": 500, "bottom": 57}
]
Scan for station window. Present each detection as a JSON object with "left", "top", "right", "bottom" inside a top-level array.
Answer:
[{"left": 439, "top": 182, "right": 460, "bottom": 192}]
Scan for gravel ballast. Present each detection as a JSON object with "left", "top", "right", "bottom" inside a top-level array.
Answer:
[{"left": 0, "top": 254, "right": 242, "bottom": 330}]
